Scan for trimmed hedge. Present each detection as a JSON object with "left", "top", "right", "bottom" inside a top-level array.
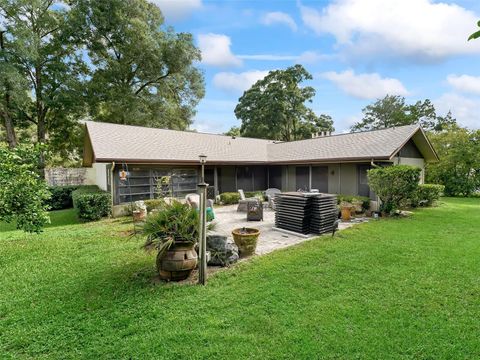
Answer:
[
  {"left": 219, "top": 192, "right": 240, "bottom": 204},
  {"left": 47, "top": 185, "right": 79, "bottom": 210},
  {"left": 337, "top": 195, "right": 370, "bottom": 211},
  {"left": 72, "top": 186, "right": 111, "bottom": 221},
  {"left": 413, "top": 184, "right": 445, "bottom": 207},
  {"left": 368, "top": 165, "right": 421, "bottom": 213}
]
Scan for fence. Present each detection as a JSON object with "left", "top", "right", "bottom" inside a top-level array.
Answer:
[{"left": 45, "top": 167, "right": 91, "bottom": 187}]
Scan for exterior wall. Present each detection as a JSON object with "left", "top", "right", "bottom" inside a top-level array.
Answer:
[
  {"left": 394, "top": 157, "right": 425, "bottom": 183},
  {"left": 328, "top": 164, "right": 340, "bottom": 194},
  {"left": 91, "top": 163, "right": 108, "bottom": 190},
  {"left": 339, "top": 163, "right": 358, "bottom": 195},
  {"left": 45, "top": 167, "right": 96, "bottom": 186}
]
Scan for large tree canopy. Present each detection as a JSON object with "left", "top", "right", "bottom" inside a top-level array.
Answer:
[
  {"left": 0, "top": 0, "right": 205, "bottom": 169},
  {"left": 350, "top": 95, "right": 456, "bottom": 132},
  {"left": 234, "top": 65, "right": 334, "bottom": 141},
  {"left": 0, "top": 0, "right": 87, "bottom": 172},
  {"left": 72, "top": 0, "right": 204, "bottom": 129},
  {"left": 426, "top": 125, "right": 480, "bottom": 197}
]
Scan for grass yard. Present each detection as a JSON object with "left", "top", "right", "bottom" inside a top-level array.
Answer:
[{"left": 1, "top": 198, "right": 479, "bottom": 359}]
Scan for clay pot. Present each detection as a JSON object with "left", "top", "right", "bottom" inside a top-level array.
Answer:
[
  {"left": 156, "top": 242, "right": 198, "bottom": 281},
  {"left": 232, "top": 227, "right": 260, "bottom": 257},
  {"left": 133, "top": 209, "right": 146, "bottom": 222},
  {"left": 340, "top": 207, "right": 352, "bottom": 221}
]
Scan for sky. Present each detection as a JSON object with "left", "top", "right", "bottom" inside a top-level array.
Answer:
[{"left": 153, "top": 0, "right": 480, "bottom": 134}]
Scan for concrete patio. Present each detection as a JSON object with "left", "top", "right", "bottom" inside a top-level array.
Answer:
[{"left": 212, "top": 205, "right": 368, "bottom": 255}]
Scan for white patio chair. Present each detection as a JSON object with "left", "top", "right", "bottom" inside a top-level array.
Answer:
[{"left": 265, "top": 188, "right": 281, "bottom": 210}]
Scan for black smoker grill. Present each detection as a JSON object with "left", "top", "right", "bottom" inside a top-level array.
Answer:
[{"left": 275, "top": 192, "right": 338, "bottom": 235}]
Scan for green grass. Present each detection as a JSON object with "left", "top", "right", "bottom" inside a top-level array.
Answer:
[
  {"left": 0, "top": 208, "right": 80, "bottom": 233},
  {"left": 1, "top": 198, "right": 479, "bottom": 359}
]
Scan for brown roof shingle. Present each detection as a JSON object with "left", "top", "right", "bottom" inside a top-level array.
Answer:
[{"left": 85, "top": 121, "right": 435, "bottom": 164}]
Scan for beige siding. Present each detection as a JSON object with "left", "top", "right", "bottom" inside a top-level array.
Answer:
[
  {"left": 328, "top": 164, "right": 340, "bottom": 194},
  {"left": 339, "top": 163, "right": 358, "bottom": 195},
  {"left": 394, "top": 157, "right": 425, "bottom": 183}
]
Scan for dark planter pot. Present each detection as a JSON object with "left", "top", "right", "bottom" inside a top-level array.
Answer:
[
  {"left": 232, "top": 227, "right": 260, "bottom": 257},
  {"left": 156, "top": 242, "right": 198, "bottom": 281}
]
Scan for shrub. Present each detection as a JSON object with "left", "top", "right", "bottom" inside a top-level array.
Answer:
[
  {"left": 337, "top": 195, "right": 370, "bottom": 211},
  {"left": 413, "top": 184, "right": 445, "bottom": 207},
  {"left": 368, "top": 165, "right": 421, "bottom": 214},
  {"left": 72, "top": 186, "right": 111, "bottom": 221},
  {"left": 245, "top": 191, "right": 266, "bottom": 201},
  {"left": 0, "top": 144, "right": 51, "bottom": 233},
  {"left": 47, "top": 185, "right": 79, "bottom": 210},
  {"left": 219, "top": 192, "right": 240, "bottom": 204},
  {"left": 144, "top": 199, "right": 165, "bottom": 212}
]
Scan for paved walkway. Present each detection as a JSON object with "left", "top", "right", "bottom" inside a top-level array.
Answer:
[{"left": 212, "top": 205, "right": 368, "bottom": 255}]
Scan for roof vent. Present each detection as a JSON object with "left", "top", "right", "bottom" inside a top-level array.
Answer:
[{"left": 312, "top": 131, "right": 332, "bottom": 138}]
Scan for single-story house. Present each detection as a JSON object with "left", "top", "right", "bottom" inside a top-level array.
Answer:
[{"left": 82, "top": 121, "right": 438, "bottom": 211}]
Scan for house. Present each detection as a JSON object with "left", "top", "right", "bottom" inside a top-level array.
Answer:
[{"left": 82, "top": 121, "right": 438, "bottom": 213}]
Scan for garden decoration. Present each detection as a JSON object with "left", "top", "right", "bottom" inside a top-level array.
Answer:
[{"left": 232, "top": 227, "right": 260, "bottom": 256}]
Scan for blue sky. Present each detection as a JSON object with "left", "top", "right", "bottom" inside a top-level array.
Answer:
[{"left": 153, "top": 0, "right": 480, "bottom": 133}]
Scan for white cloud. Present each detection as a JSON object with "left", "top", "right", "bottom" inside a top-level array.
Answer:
[
  {"left": 299, "top": 0, "right": 480, "bottom": 61},
  {"left": 237, "top": 51, "right": 330, "bottom": 63},
  {"left": 213, "top": 70, "right": 270, "bottom": 93},
  {"left": 321, "top": 69, "right": 409, "bottom": 99},
  {"left": 434, "top": 93, "right": 480, "bottom": 129},
  {"left": 261, "top": 11, "right": 297, "bottom": 31},
  {"left": 151, "top": 0, "right": 202, "bottom": 21},
  {"left": 447, "top": 74, "right": 480, "bottom": 95},
  {"left": 197, "top": 33, "right": 242, "bottom": 67}
]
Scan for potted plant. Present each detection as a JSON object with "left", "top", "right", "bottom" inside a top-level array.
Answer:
[
  {"left": 133, "top": 200, "right": 147, "bottom": 222},
  {"left": 142, "top": 200, "right": 215, "bottom": 281},
  {"left": 232, "top": 227, "right": 260, "bottom": 257},
  {"left": 340, "top": 201, "right": 353, "bottom": 221}
]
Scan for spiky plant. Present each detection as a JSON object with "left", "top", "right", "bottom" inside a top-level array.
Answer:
[{"left": 142, "top": 200, "right": 215, "bottom": 258}]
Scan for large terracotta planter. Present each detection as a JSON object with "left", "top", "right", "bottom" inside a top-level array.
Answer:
[
  {"left": 340, "top": 206, "right": 352, "bottom": 221},
  {"left": 232, "top": 227, "right": 260, "bottom": 257},
  {"left": 156, "top": 242, "right": 198, "bottom": 281}
]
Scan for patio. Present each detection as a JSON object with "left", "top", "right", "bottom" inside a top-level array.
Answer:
[{"left": 212, "top": 204, "right": 367, "bottom": 255}]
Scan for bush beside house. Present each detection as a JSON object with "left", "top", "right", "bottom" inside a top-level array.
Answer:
[
  {"left": 368, "top": 165, "right": 421, "bottom": 214},
  {"left": 413, "top": 184, "right": 445, "bottom": 207},
  {"left": 72, "top": 186, "right": 111, "bottom": 221},
  {"left": 47, "top": 185, "right": 79, "bottom": 210}
]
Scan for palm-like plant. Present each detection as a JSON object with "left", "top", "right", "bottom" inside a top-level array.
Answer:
[{"left": 142, "top": 200, "right": 215, "bottom": 258}]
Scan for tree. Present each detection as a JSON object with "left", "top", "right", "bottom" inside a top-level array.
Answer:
[
  {"left": 468, "top": 20, "right": 480, "bottom": 41},
  {"left": 234, "top": 65, "right": 334, "bottom": 141},
  {"left": 0, "top": 144, "right": 51, "bottom": 232},
  {"left": 426, "top": 125, "right": 480, "bottom": 196},
  {"left": 72, "top": 0, "right": 204, "bottom": 129},
  {"left": 350, "top": 95, "right": 456, "bottom": 132},
  {"left": 0, "top": 0, "right": 87, "bottom": 173},
  {"left": 224, "top": 126, "right": 240, "bottom": 137}
]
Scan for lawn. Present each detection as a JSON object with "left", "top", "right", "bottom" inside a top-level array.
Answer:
[{"left": 1, "top": 198, "right": 479, "bottom": 359}]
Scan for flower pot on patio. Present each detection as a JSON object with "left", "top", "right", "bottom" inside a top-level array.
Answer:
[
  {"left": 232, "top": 227, "right": 260, "bottom": 257},
  {"left": 133, "top": 209, "right": 146, "bottom": 222},
  {"left": 340, "top": 202, "right": 353, "bottom": 221},
  {"left": 156, "top": 241, "right": 198, "bottom": 281}
]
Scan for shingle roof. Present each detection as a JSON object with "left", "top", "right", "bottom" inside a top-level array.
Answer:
[
  {"left": 267, "top": 125, "right": 420, "bottom": 162},
  {"left": 85, "top": 121, "right": 273, "bottom": 164},
  {"left": 84, "top": 121, "right": 437, "bottom": 165}
]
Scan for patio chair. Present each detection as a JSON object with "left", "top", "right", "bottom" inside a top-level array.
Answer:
[
  {"left": 237, "top": 189, "right": 259, "bottom": 212},
  {"left": 185, "top": 193, "right": 214, "bottom": 209},
  {"left": 265, "top": 188, "right": 281, "bottom": 210}
]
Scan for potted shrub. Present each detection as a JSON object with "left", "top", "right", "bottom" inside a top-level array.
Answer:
[
  {"left": 143, "top": 200, "right": 215, "bottom": 281},
  {"left": 232, "top": 227, "right": 260, "bottom": 256}
]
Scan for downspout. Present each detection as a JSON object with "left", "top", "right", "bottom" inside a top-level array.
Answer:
[
  {"left": 370, "top": 159, "right": 381, "bottom": 211},
  {"left": 110, "top": 162, "right": 115, "bottom": 210}
]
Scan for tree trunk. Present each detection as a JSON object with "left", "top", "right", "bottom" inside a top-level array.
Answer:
[
  {"left": 35, "top": 64, "right": 46, "bottom": 179},
  {"left": 0, "top": 31, "right": 18, "bottom": 148},
  {"left": 1, "top": 108, "right": 17, "bottom": 148}
]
